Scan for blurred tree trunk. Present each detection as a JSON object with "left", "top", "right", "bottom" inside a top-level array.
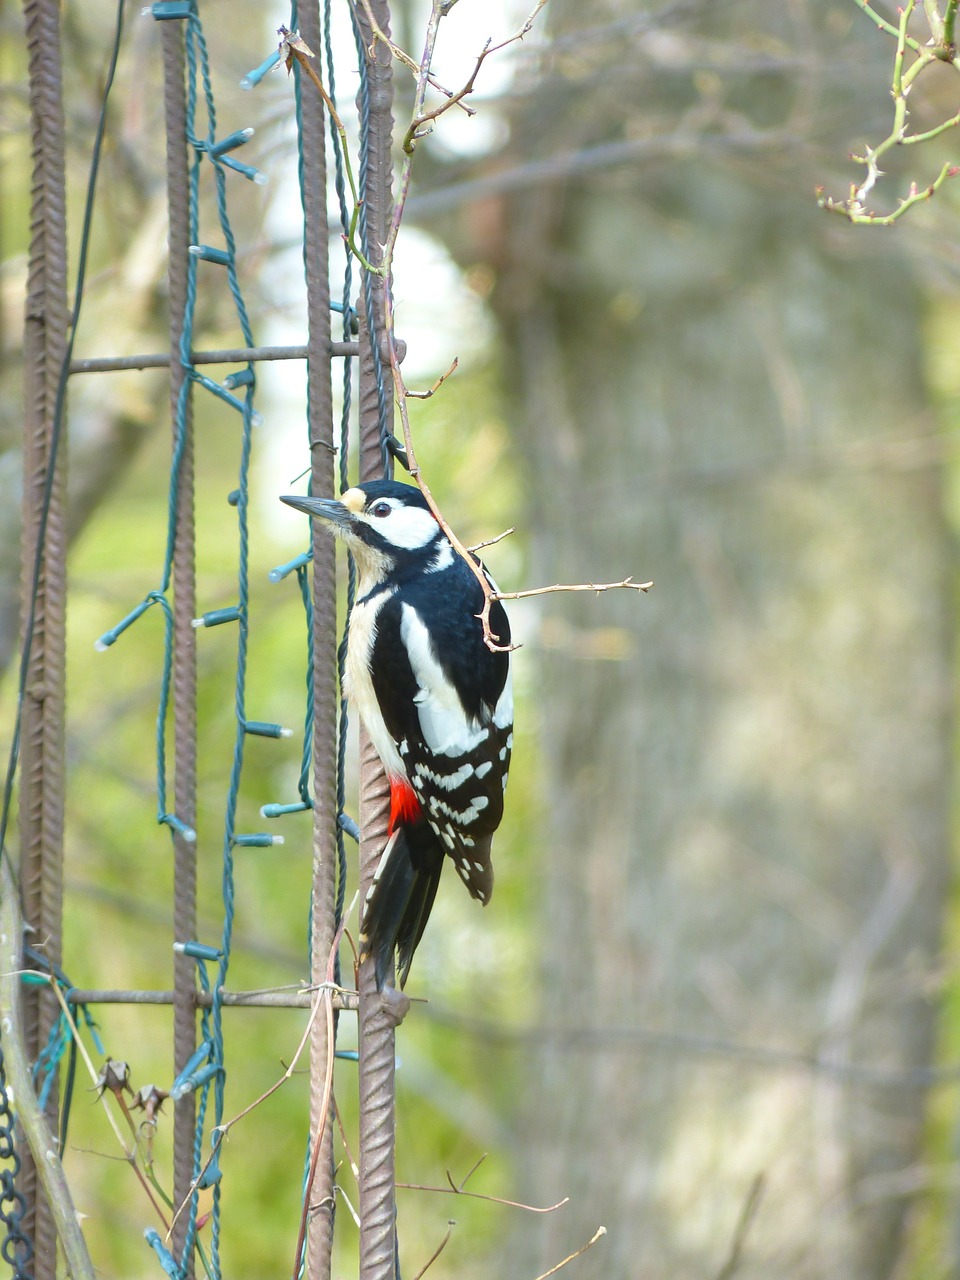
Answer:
[{"left": 427, "top": 3, "right": 954, "bottom": 1276}]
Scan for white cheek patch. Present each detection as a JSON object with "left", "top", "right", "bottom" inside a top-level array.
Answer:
[{"left": 369, "top": 502, "right": 439, "bottom": 550}]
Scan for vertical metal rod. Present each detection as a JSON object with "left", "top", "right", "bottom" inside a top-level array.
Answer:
[
  {"left": 160, "top": 20, "right": 198, "bottom": 1272},
  {"left": 19, "top": 1, "right": 69, "bottom": 1274},
  {"left": 353, "top": 4, "right": 397, "bottom": 1277},
  {"left": 298, "top": 3, "right": 338, "bottom": 1277}
]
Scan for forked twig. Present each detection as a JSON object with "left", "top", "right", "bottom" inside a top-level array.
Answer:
[
  {"left": 819, "top": 0, "right": 960, "bottom": 222},
  {"left": 397, "top": 1152, "right": 569, "bottom": 1214},
  {"left": 353, "top": 0, "right": 476, "bottom": 113}
]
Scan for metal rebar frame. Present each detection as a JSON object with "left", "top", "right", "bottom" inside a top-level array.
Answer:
[
  {"left": 13, "top": 3, "right": 402, "bottom": 1277},
  {"left": 18, "top": 1, "right": 69, "bottom": 1275},
  {"left": 68, "top": 342, "right": 359, "bottom": 374},
  {"left": 159, "top": 20, "right": 200, "bottom": 1270},
  {"left": 296, "top": 3, "right": 339, "bottom": 1277},
  {"left": 352, "top": 5, "right": 398, "bottom": 1278}
]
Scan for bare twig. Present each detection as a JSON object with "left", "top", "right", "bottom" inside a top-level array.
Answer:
[
  {"left": 406, "top": 357, "right": 458, "bottom": 399},
  {"left": 533, "top": 1226, "right": 607, "bottom": 1280},
  {"left": 334, "top": 1183, "right": 362, "bottom": 1229},
  {"left": 494, "top": 577, "right": 654, "bottom": 602},
  {"left": 468, "top": 528, "right": 515, "bottom": 552},
  {"left": 353, "top": 0, "right": 476, "bottom": 113},
  {"left": 411, "top": 1221, "right": 456, "bottom": 1280},
  {"left": 396, "top": 1144, "right": 569, "bottom": 1216},
  {"left": 334, "top": 1094, "right": 360, "bottom": 1182}
]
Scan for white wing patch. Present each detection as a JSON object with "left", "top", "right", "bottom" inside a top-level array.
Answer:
[
  {"left": 400, "top": 604, "right": 487, "bottom": 756},
  {"left": 493, "top": 674, "right": 513, "bottom": 729}
]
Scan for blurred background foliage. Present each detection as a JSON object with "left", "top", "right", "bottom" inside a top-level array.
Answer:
[{"left": 3, "top": 0, "right": 960, "bottom": 1277}]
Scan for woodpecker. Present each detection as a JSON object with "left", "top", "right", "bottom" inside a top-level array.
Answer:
[{"left": 281, "top": 481, "right": 513, "bottom": 989}]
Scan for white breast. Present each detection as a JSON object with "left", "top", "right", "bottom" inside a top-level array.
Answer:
[{"left": 344, "top": 588, "right": 406, "bottom": 779}]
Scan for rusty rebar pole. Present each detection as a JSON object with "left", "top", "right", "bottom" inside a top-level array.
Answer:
[
  {"left": 159, "top": 19, "right": 198, "bottom": 1272},
  {"left": 353, "top": 4, "right": 398, "bottom": 1277},
  {"left": 19, "top": 1, "right": 69, "bottom": 1274},
  {"left": 297, "top": 3, "right": 338, "bottom": 1277}
]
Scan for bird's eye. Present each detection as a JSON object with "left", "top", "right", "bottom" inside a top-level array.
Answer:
[{"left": 370, "top": 501, "right": 391, "bottom": 518}]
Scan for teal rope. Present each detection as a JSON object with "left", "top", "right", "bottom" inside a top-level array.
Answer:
[{"left": 95, "top": 5, "right": 264, "bottom": 1276}]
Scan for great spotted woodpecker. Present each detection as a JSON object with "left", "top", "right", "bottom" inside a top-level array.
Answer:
[{"left": 282, "top": 481, "right": 513, "bottom": 989}]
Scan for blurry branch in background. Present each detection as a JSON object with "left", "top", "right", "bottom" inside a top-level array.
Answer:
[
  {"left": 713, "top": 1174, "right": 765, "bottom": 1280},
  {"left": 287, "top": 4, "right": 654, "bottom": 651},
  {"left": 818, "top": 0, "right": 960, "bottom": 223}
]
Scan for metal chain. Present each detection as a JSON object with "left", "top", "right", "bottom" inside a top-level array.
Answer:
[{"left": 0, "top": 1041, "right": 34, "bottom": 1280}]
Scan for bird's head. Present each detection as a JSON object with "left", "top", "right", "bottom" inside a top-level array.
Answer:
[{"left": 281, "top": 480, "right": 446, "bottom": 585}]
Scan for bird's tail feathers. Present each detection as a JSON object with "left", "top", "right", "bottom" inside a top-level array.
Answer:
[{"left": 360, "top": 822, "right": 443, "bottom": 990}]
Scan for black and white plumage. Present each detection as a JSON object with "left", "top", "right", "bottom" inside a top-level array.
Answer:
[{"left": 281, "top": 480, "right": 513, "bottom": 988}]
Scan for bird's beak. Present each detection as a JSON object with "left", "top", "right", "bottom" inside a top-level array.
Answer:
[{"left": 280, "top": 494, "right": 354, "bottom": 530}]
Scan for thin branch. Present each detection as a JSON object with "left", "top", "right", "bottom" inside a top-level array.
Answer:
[
  {"left": 468, "top": 528, "right": 515, "bottom": 552},
  {"left": 406, "top": 357, "right": 458, "bottom": 399},
  {"left": 533, "top": 1226, "right": 607, "bottom": 1280},
  {"left": 493, "top": 577, "right": 654, "bottom": 602},
  {"left": 818, "top": 161, "right": 958, "bottom": 225},
  {"left": 352, "top": 0, "right": 476, "bottom": 113},
  {"left": 334, "top": 1093, "right": 360, "bottom": 1182},
  {"left": 448, "top": 1151, "right": 486, "bottom": 1191},
  {"left": 396, "top": 1175, "right": 569, "bottom": 1215},
  {"left": 334, "top": 1183, "right": 362, "bottom": 1229},
  {"left": 850, "top": 0, "right": 923, "bottom": 48},
  {"left": 411, "top": 1221, "right": 456, "bottom": 1280}
]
